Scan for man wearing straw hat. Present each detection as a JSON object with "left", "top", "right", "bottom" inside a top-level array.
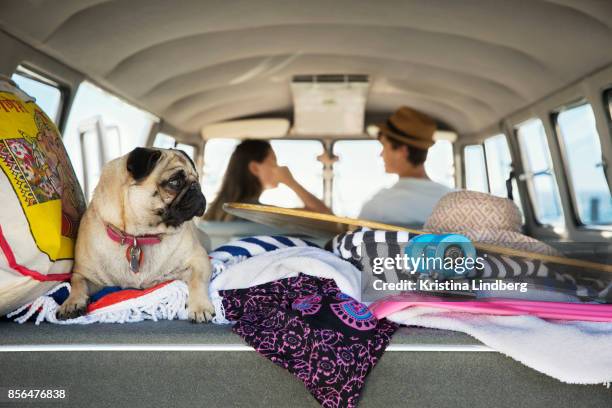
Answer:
[{"left": 359, "top": 106, "right": 452, "bottom": 225}]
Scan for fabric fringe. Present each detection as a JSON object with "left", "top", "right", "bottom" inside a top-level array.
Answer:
[
  {"left": 210, "top": 290, "right": 230, "bottom": 324},
  {"left": 7, "top": 235, "right": 318, "bottom": 325},
  {"left": 7, "top": 281, "right": 190, "bottom": 325}
]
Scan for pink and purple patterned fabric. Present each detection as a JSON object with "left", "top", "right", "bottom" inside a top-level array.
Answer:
[{"left": 220, "top": 274, "right": 398, "bottom": 408}]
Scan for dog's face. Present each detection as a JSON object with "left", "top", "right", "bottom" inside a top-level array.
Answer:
[{"left": 126, "top": 147, "right": 205, "bottom": 228}]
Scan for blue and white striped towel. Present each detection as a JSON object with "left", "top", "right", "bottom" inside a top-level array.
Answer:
[{"left": 209, "top": 236, "right": 319, "bottom": 279}]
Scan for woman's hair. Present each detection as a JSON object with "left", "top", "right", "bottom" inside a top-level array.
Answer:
[{"left": 203, "top": 139, "right": 272, "bottom": 221}]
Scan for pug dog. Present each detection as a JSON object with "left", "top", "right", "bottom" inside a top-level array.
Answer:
[{"left": 57, "top": 147, "right": 215, "bottom": 323}]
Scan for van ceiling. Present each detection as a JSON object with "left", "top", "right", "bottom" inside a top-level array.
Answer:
[{"left": 1, "top": 0, "right": 612, "bottom": 137}]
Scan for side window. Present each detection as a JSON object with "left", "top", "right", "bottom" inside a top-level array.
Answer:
[
  {"left": 483, "top": 134, "right": 522, "bottom": 204},
  {"left": 555, "top": 102, "right": 611, "bottom": 226},
  {"left": 153, "top": 133, "right": 196, "bottom": 160},
  {"left": 202, "top": 138, "right": 239, "bottom": 203},
  {"left": 63, "top": 81, "right": 157, "bottom": 199},
  {"left": 516, "top": 119, "right": 564, "bottom": 226},
  {"left": 260, "top": 140, "right": 324, "bottom": 208},
  {"left": 332, "top": 140, "right": 397, "bottom": 217},
  {"left": 463, "top": 144, "right": 488, "bottom": 192},
  {"left": 484, "top": 134, "right": 524, "bottom": 220},
  {"left": 484, "top": 135, "right": 511, "bottom": 197},
  {"left": 11, "top": 66, "right": 63, "bottom": 125}
]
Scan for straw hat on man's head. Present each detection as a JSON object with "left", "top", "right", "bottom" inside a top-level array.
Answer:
[
  {"left": 424, "top": 191, "right": 559, "bottom": 256},
  {"left": 377, "top": 106, "right": 437, "bottom": 149}
]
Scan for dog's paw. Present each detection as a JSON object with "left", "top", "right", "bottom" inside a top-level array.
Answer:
[
  {"left": 187, "top": 298, "right": 215, "bottom": 323},
  {"left": 57, "top": 298, "right": 88, "bottom": 320}
]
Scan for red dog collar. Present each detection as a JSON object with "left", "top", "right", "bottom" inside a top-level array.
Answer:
[{"left": 105, "top": 224, "right": 162, "bottom": 273}]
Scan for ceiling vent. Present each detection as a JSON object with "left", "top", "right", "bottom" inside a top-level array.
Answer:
[{"left": 291, "top": 74, "right": 369, "bottom": 135}]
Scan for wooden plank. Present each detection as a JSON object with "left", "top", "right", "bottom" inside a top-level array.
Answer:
[{"left": 223, "top": 203, "right": 612, "bottom": 274}]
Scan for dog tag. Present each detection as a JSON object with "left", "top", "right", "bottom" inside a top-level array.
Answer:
[{"left": 126, "top": 245, "right": 143, "bottom": 273}]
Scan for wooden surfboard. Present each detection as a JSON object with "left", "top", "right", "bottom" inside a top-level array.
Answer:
[{"left": 223, "top": 202, "right": 612, "bottom": 274}]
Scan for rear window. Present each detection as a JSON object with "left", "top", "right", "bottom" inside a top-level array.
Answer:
[
  {"left": 202, "top": 139, "right": 324, "bottom": 209},
  {"left": 425, "top": 140, "right": 455, "bottom": 189},
  {"left": 463, "top": 144, "right": 488, "bottom": 192},
  {"left": 332, "top": 140, "right": 397, "bottom": 217},
  {"left": 11, "top": 66, "right": 63, "bottom": 125},
  {"left": 516, "top": 118, "right": 564, "bottom": 226},
  {"left": 331, "top": 139, "right": 454, "bottom": 218},
  {"left": 556, "top": 102, "right": 611, "bottom": 225},
  {"left": 260, "top": 140, "right": 324, "bottom": 208}
]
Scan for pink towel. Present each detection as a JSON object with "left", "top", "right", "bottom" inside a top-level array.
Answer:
[{"left": 370, "top": 294, "right": 612, "bottom": 322}]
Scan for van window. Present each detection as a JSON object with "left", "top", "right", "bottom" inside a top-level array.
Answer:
[
  {"left": 153, "top": 133, "right": 176, "bottom": 149},
  {"left": 63, "top": 81, "right": 157, "bottom": 199},
  {"left": 332, "top": 140, "right": 397, "bottom": 217},
  {"left": 484, "top": 135, "right": 510, "bottom": 197},
  {"left": 516, "top": 119, "right": 564, "bottom": 226},
  {"left": 331, "top": 139, "right": 454, "bottom": 217},
  {"left": 260, "top": 140, "right": 324, "bottom": 208},
  {"left": 556, "top": 103, "right": 611, "bottom": 225},
  {"left": 484, "top": 134, "right": 524, "bottom": 217},
  {"left": 463, "top": 144, "right": 488, "bottom": 192},
  {"left": 202, "top": 139, "right": 324, "bottom": 209},
  {"left": 153, "top": 132, "right": 196, "bottom": 161},
  {"left": 484, "top": 134, "right": 523, "bottom": 201},
  {"left": 175, "top": 143, "right": 196, "bottom": 160},
  {"left": 153, "top": 133, "right": 196, "bottom": 160},
  {"left": 425, "top": 140, "right": 455, "bottom": 188},
  {"left": 202, "top": 138, "right": 239, "bottom": 203},
  {"left": 11, "top": 66, "right": 63, "bottom": 124}
]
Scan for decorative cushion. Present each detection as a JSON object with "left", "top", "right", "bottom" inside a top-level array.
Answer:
[{"left": 0, "top": 77, "right": 85, "bottom": 315}]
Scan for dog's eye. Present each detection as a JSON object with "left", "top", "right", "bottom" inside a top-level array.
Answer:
[{"left": 167, "top": 178, "right": 182, "bottom": 189}]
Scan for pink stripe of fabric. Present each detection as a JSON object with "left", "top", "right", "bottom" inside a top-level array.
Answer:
[{"left": 369, "top": 294, "right": 612, "bottom": 322}]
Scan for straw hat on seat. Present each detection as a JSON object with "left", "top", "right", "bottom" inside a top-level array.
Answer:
[{"left": 424, "top": 191, "right": 560, "bottom": 256}]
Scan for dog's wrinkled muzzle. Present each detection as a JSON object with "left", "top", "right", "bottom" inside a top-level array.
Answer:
[{"left": 163, "top": 182, "right": 206, "bottom": 227}]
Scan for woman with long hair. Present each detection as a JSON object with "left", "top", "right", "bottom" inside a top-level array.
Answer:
[{"left": 203, "top": 139, "right": 330, "bottom": 221}]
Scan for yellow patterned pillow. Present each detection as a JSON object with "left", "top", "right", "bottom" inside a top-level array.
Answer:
[{"left": 0, "top": 78, "right": 85, "bottom": 315}]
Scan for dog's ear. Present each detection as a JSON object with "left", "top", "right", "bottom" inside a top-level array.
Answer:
[{"left": 127, "top": 147, "right": 162, "bottom": 181}]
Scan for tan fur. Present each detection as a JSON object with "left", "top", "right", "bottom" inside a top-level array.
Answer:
[{"left": 58, "top": 149, "right": 214, "bottom": 322}]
